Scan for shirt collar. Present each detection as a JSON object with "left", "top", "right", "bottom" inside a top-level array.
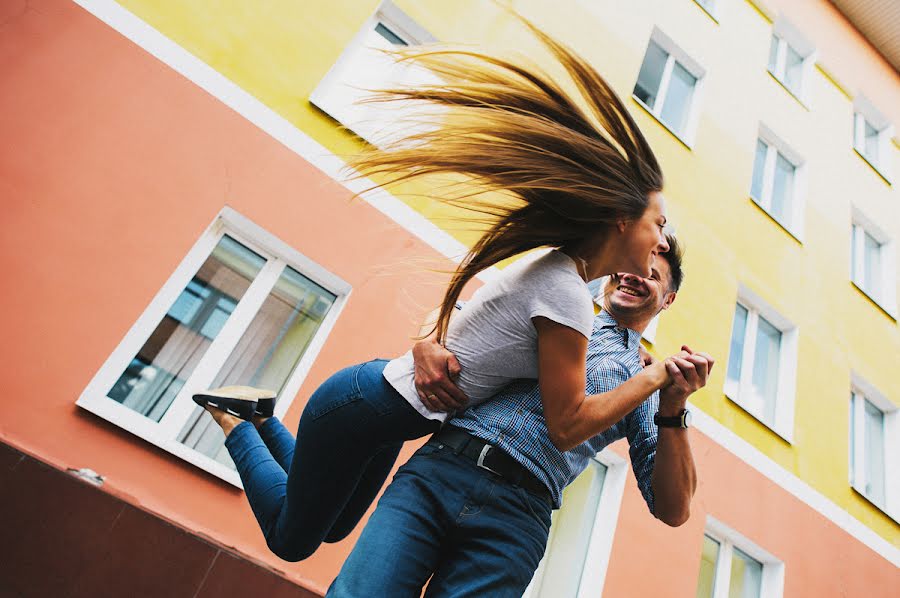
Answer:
[{"left": 596, "top": 310, "right": 643, "bottom": 350}]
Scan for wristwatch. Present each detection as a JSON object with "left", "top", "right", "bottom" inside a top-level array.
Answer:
[{"left": 654, "top": 409, "right": 691, "bottom": 429}]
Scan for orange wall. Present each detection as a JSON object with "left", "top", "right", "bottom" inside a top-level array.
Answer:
[
  {"left": 0, "top": 1, "right": 451, "bottom": 593},
  {"left": 1, "top": 2, "right": 897, "bottom": 596},
  {"left": 604, "top": 427, "right": 899, "bottom": 597}
]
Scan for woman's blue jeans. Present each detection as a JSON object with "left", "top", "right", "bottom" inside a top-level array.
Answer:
[{"left": 224, "top": 359, "right": 439, "bottom": 561}]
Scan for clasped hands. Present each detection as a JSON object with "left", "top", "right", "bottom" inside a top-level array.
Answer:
[{"left": 412, "top": 338, "right": 714, "bottom": 415}]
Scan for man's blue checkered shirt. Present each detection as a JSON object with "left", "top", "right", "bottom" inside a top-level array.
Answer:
[{"left": 450, "top": 310, "right": 659, "bottom": 511}]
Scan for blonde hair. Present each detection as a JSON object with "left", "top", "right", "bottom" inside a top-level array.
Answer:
[{"left": 351, "top": 17, "right": 663, "bottom": 342}]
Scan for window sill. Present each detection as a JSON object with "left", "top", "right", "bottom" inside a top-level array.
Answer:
[
  {"left": 851, "top": 486, "right": 899, "bottom": 525},
  {"left": 850, "top": 281, "right": 898, "bottom": 322},
  {"left": 630, "top": 96, "right": 694, "bottom": 150},
  {"left": 76, "top": 395, "right": 245, "bottom": 488},
  {"left": 766, "top": 70, "right": 810, "bottom": 111},
  {"left": 723, "top": 390, "right": 794, "bottom": 445},
  {"left": 748, "top": 197, "right": 803, "bottom": 245},
  {"left": 852, "top": 148, "right": 893, "bottom": 186}
]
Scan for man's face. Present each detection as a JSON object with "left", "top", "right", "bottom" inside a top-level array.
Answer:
[{"left": 602, "top": 257, "right": 676, "bottom": 325}]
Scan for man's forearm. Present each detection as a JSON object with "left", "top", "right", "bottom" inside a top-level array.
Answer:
[{"left": 650, "top": 400, "right": 697, "bottom": 527}]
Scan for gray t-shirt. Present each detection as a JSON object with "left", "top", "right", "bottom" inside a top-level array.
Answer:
[{"left": 383, "top": 250, "right": 595, "bottom": 421}]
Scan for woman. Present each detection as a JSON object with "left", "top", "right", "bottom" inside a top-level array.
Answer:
[{"left": 195, "top": 21, "right": 676, "bottom": 561}]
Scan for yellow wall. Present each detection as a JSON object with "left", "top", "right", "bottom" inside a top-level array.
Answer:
[{"left": 114, "top": 0, "right": 899, "bottom": 542}]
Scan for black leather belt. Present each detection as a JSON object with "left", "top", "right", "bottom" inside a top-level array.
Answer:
[{"left": 428, "top": 426, "right": 552, "bottom": 505}]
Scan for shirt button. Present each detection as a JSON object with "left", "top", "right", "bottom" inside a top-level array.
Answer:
[
  {"left": 498, "top": 434, "right": 505, "bottom": 441},
  {"left": 517, "top": 408, "right": 524, "bottom": 415}
]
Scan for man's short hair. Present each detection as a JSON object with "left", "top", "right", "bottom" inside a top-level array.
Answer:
[{"left": 660, "top": 233, "right": 683, "bottom": 292}]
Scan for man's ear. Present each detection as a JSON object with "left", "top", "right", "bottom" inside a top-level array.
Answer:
[{"left": 660, "top": 291, "right": 677, "bottom": 311}]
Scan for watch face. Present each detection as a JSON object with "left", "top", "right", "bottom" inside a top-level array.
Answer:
[{"left": 682, "top": 410, "right": 692, "bottom": 427}]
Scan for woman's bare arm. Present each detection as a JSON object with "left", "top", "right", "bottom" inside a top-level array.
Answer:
[{"left": 534, "top": 317, "right": 670, "bottom": 451}]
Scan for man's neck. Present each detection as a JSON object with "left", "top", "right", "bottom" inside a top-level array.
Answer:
[{"left": 603, "top": 310, "right": 650, "bottom": 335}]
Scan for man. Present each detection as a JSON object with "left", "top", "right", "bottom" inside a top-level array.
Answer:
[{"left": 328, "top": 236, "right": 712, "bottom": 597}]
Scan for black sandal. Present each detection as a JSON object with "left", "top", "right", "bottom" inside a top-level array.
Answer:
[{"left": 192, "top": 386, "right": 276, "bottom": 421}]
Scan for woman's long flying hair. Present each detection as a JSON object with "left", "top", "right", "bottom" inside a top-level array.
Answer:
[{"left": 350, "top": 17, "right": 664, "bottom": 342}]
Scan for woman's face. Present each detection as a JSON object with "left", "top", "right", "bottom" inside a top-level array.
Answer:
[{"left": 616, "top": 191, "right": 670, "bottom": 278}]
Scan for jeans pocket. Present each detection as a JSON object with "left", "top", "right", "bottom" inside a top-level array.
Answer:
[
  {"left": 353, "top": 359, "right": 395, "bottom": 417},
  {"left": 305, "top": 363, "right": 365, "bottom": 421}
]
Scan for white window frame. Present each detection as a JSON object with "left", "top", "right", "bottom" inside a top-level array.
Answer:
[
  {"left": 852, "top": 96, "right": 894, "bottom": 182},
  {"left": 849, "top": 374, "right": 899, "bottom": 521},
  {"left": 522, "top": 448, "right": 628, "bottom": 598},
  {"left": 632, "top": 28, "right": 706, "bottom": 147},
  {"left": 724, "top": 286, "right": 798, "bottom": 443},
  {"left": 701, "top": 516, "right": 785, "bottom": 598},
  {"left": 750, "top": 124, "right": 806, "bottom": 240},
  {"left": 309, "top": 1, "right": 436, "bottom": 147},
  {"left": 850, "top": 207, "right": 897, "bottom": 318},
  {"left": 767, "top": 20, "right": 815, "bottom": 103},
  {"left": 77, "top": 208, "right": 351, "bottom": 487}
]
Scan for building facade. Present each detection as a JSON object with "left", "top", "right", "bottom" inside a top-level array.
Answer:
[{"left": 0, "top": 0, "right": 897, "bottom": 596}]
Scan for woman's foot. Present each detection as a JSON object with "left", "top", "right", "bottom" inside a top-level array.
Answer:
[
  {"left": 192, "top": 385, "right": 276, "bottom": 428},
  {"left": 204, "top": 405, "right": 244, "bottom": 438}
]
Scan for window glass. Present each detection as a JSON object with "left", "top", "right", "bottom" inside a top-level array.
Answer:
[
  {"left": 863, "top": 399, "right": 886, "bottom": 505},
  {"left": 178, "top": 266, "right": 338, "bottom": 466},
  {"left": 106, "top": 236, "right": 265, "bottom": 422},
  {"left": 530, "top": 460, "right": 607, "bottom": 597},
  {"left": 751, "top": 315, "right": 781, "bottom": 422},
  {"left": 770, "top": 153, "right": 794, "bottom": 225},
  {"left": 660, "top": 61, "right": 697, "bottom": 134},
  {"left": 695, "top": 535, "right": 720, "bottom": 598},
  {"left": 374, "top": 22, "right": 408, "bottom": 46},
  {"left": 862, "top": 231, "right": 882, "bottom": 297},
  {"left": 850, "top": 392, "right": 857, "bottom": 483},
  {"left": 727, "top": 304, "right": 749, "bottom": 384},
  {"left": 863, "top": 120, "right": 879, "bottom": 163},
  {"left": 783, "top": 44, "right": 803, "bottom": 93},
  {"left": 634, "top": 41, "right": 668, "bottom": 108},
  {"left": 728, "top": 548, "right": 763, "bottom": 598},
  {"left": 750, "top": 140, "right": 768, "bottom": 200},
  {"left": 767, "top": 36, "right": 779, "bottom": 72}
]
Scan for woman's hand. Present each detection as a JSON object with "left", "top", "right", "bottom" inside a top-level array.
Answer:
[
  {"left": 412, "top": 338, "right": 468, "bottom": 412},
  {"left": 638, "top": 345, "right": 657, "bottom": 368}
]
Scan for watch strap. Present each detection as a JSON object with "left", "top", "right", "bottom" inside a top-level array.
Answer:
[{"left": 654, "top": 409, "right": 689, "bottom": 428}]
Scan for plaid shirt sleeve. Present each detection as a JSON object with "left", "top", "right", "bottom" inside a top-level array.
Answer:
[{"left": 625, "top": 391, "right": 659, "bottom": 515}]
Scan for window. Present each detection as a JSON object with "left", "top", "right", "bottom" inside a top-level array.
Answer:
[
  {"left": 849, "top": 378, "right": 898, "bottom": 517},
  {"left": 309, "top": 1, "right": 437, "bottom": 147},
  {"left": 766, "top": 22, "right": 814, "bottom": 101},
  {"left": 696, "top": 518, "right": 784, "bottom": 598},
  {"left": 633, "top": 29, "right": 705, "bottom": 143},
  {"left": 853, "top": 96, "right": 894, "bottom": 181},
  {"left": 724, "top": 289, "right": 798, "bottom": 441},
  {"left": 523, "top": 450, "right": 628, "bottom": 598},
  {"left": 850, "top": 210, "right": 897, "bottom": 317},
  {"left": 78, "top": 208, "right": 350, "bottom": 485},
  {"left": 749, "top": 127, "right": 805, "bottom": 238}
]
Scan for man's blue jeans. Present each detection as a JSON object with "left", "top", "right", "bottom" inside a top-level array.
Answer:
[
  {"left": 327, "top": 442, "right": 553, "bottom": 597},
  {"left": 224, "top": 359, "right": 439, "bottom": 561}
]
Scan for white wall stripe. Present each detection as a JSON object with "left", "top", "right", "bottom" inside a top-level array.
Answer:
[
  {"left": 73, "top": 0, "right": 898, "bottom": 565},
  {"left": 689, "top": 405, "right": 899, "bottom": 566}
]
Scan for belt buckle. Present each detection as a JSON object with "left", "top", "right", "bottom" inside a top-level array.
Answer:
[{"left": 476, "top": 444, "right": 501, "bottom": 476}]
